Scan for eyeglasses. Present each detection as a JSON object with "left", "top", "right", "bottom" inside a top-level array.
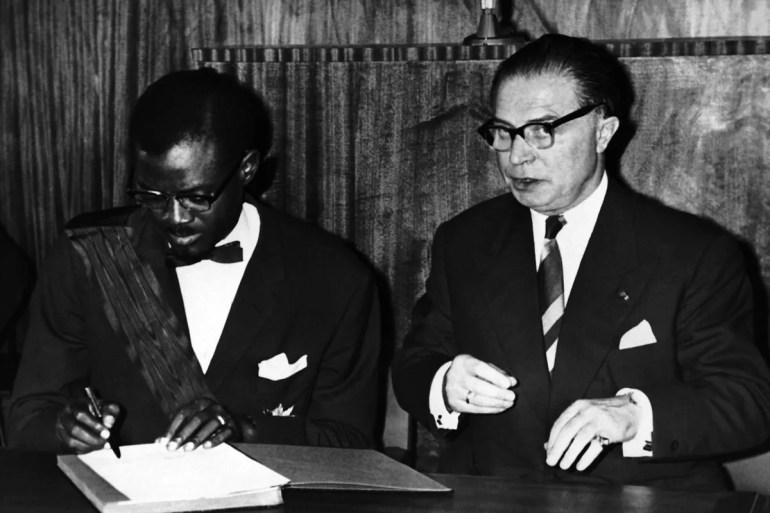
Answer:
[
  {"left": 477, "top": 104, "right": 603, "bottom": 151},
  {"left": 126, "top": 163, "right": 241, "bottom": 213}
]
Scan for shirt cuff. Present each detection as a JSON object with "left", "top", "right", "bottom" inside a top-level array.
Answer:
[
  {"left": 429, "top": 361, "right": 460, "bottom": 430},
  {"left": 617, "top": 388, "right": 653, "bottom": 457}
]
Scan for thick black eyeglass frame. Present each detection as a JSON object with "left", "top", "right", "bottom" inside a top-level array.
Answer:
[
  {"left": 477, "top": 103, "right": 604, "bottom": 151},
  {"left": 126, "top": 160, "right": 242, "bottom": 213}
]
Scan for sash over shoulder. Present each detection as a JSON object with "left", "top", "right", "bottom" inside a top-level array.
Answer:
[{"left": 65, "top": 222, "right": 213, "bottom": 418}]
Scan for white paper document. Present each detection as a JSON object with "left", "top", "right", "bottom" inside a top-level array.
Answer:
[{"left": 78, "top": 443, "right": 290, "bottom": 503}]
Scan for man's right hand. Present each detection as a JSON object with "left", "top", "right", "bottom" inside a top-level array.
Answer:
[
  {"left": 55, "top": 400, "right": 120, "bottom": 454},
  {"left": 444, "top": 354, "right": 517, "bottom": 414}
]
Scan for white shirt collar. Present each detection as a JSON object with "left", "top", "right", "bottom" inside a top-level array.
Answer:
[
  {"left": 531, "top": 172, "right": 608, "bottom": 252},
  {"left": 216, "top": 202, "right": 259, "bottom": 263}
]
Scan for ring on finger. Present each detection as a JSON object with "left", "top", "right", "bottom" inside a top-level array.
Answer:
[
  {"left": 592, "top": 435, "right": 610, "bottom": 447},
  {"left": 215, "top": 414, "right": 226, "bottom": 427},
  {"left": 465, "top": 390, "right": 473, "bottom": 405}
]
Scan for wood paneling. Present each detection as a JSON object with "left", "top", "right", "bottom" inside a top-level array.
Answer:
[
  {"left": 3, "top": 0, "right": 768, "bottom": 263},
  {"left": 511, "top": 0, "right": 770, "bottom": 39}
]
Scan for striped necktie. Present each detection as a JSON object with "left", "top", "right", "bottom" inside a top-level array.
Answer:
[{"left": 538, "top": 215, "right": 565, "bottom": 372}]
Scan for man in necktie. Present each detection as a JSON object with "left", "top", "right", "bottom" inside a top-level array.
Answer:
[
  {"left": 392, "top": 34, "right": 770, "bottom": 490},
  {"left": 10, "top": 69, "right": 381, "bottom": 454}
]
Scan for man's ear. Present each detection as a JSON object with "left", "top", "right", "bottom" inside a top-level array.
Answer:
[
  {"left": 595, "top": 115, "right": 620, "bottom": 154},
  {"left": 239, "top": 150, "right": 261, "bottom": 185}
]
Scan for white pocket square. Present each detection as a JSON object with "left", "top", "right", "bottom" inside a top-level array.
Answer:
[
  {"left": 267, "top": 404, "right": 295, "bottom": 417},
  {"left": 258, "top": 353, "right": 308, "bottom": 381},
  {"left": 619, "top": 320, "right": 657, "bottom": 350}
]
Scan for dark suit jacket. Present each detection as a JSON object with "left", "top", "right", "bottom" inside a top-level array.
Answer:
[
  {"left": 0, "top": 223, "right": 32, "bottom": 340},
  {"left": 392, "top": 178, "right": 770, "bottom": 490},
  {"left": 10, "top": 202, "right": 380, "bottom": 451}
]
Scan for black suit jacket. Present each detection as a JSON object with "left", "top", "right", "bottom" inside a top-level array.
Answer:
[
  {"left": 392, "top": 178, "right": 770, "bottom": 489},
  {"left": 10, "top": 202, "right": 381, "bottom": 450}
]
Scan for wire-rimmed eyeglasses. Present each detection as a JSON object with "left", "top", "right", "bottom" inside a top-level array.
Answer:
[{"left": 126, "top": 162, "right": 241, "bottom": 213}]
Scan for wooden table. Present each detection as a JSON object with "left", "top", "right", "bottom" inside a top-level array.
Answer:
[{"left": 1, "top": 448, "right": 766, "bottom": 513}]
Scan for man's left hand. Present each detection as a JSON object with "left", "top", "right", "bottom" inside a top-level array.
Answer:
[
  {"left": 162, "top": 397, "right": 241, "bottom": 451},
  {"left": 545, "top": 394, "right": 640, "bottom": 471}
]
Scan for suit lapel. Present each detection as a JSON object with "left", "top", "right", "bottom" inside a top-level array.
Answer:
[
  {"left": 205, "top": 204, "right": 286, "bottom": 392},
  {"left": 477, "top": 198, "right": 551, "bottom": 429},
  {"left": 548, "top": 181, "right": 656, "bottom": 420}
]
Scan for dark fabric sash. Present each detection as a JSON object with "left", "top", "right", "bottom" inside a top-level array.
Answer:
[{"left": 66, "top": 225, "right": 212, "bottom": 418}]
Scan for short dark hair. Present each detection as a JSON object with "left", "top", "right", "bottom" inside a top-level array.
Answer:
[
  {"left": 490, "top": 34, "right": 633, "bottom": 121},
  {"left": 129, "top": 68, "right": 272, "bottom": 165}
]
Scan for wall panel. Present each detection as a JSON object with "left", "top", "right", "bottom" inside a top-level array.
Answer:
[{"left": 2, "top": 0, "right": 768, "bottom": 264}]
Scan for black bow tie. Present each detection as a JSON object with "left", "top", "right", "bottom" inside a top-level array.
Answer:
[{"left": 167, "top": 241, "right": 243, "bottom": 267}]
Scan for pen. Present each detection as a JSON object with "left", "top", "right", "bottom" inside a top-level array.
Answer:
[{"left": 84, "top": 386, "right": 121, "bottom": 458}]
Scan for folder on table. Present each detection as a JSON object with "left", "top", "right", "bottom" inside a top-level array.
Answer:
[{"left": 58, "top": 442, "right": 450, "bottom": 512}]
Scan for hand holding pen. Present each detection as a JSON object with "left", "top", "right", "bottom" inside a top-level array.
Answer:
[
  {"left": 85, "top": 387, "right": 121, "bottom": 458},
  {"left": 54, "top": 387, "right": 121, "bottom": 456}
]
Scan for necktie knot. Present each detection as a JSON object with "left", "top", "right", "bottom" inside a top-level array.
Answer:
[
  {"left": 167, "top": 241, "right": 243, "bottom": 267},
  {"left": 545, "top": 215, "right": 566, "bottom": 240}
]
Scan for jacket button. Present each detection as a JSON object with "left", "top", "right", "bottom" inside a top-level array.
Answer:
[{"left": 670, "top": 440, "right": 679, "bottom": 451}]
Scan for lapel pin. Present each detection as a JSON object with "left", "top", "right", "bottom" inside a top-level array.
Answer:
[{"left": 618, "top": 291, "right": 630, "bottom": 302}]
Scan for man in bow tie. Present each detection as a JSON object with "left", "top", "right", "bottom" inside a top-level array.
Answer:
[
  {"left": 10, "top": 69, "right": 381, "bottom": 454},
  {"left": 392, "top": 34, "right": 770, "bottom": 490}
]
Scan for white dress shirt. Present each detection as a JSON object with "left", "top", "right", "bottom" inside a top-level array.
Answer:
[
  {"left": 175, "top": 203, "right": 260, "bottom": 373},
  {"left": 428, "top": 174, "right": 652, "bottom": 456}
]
